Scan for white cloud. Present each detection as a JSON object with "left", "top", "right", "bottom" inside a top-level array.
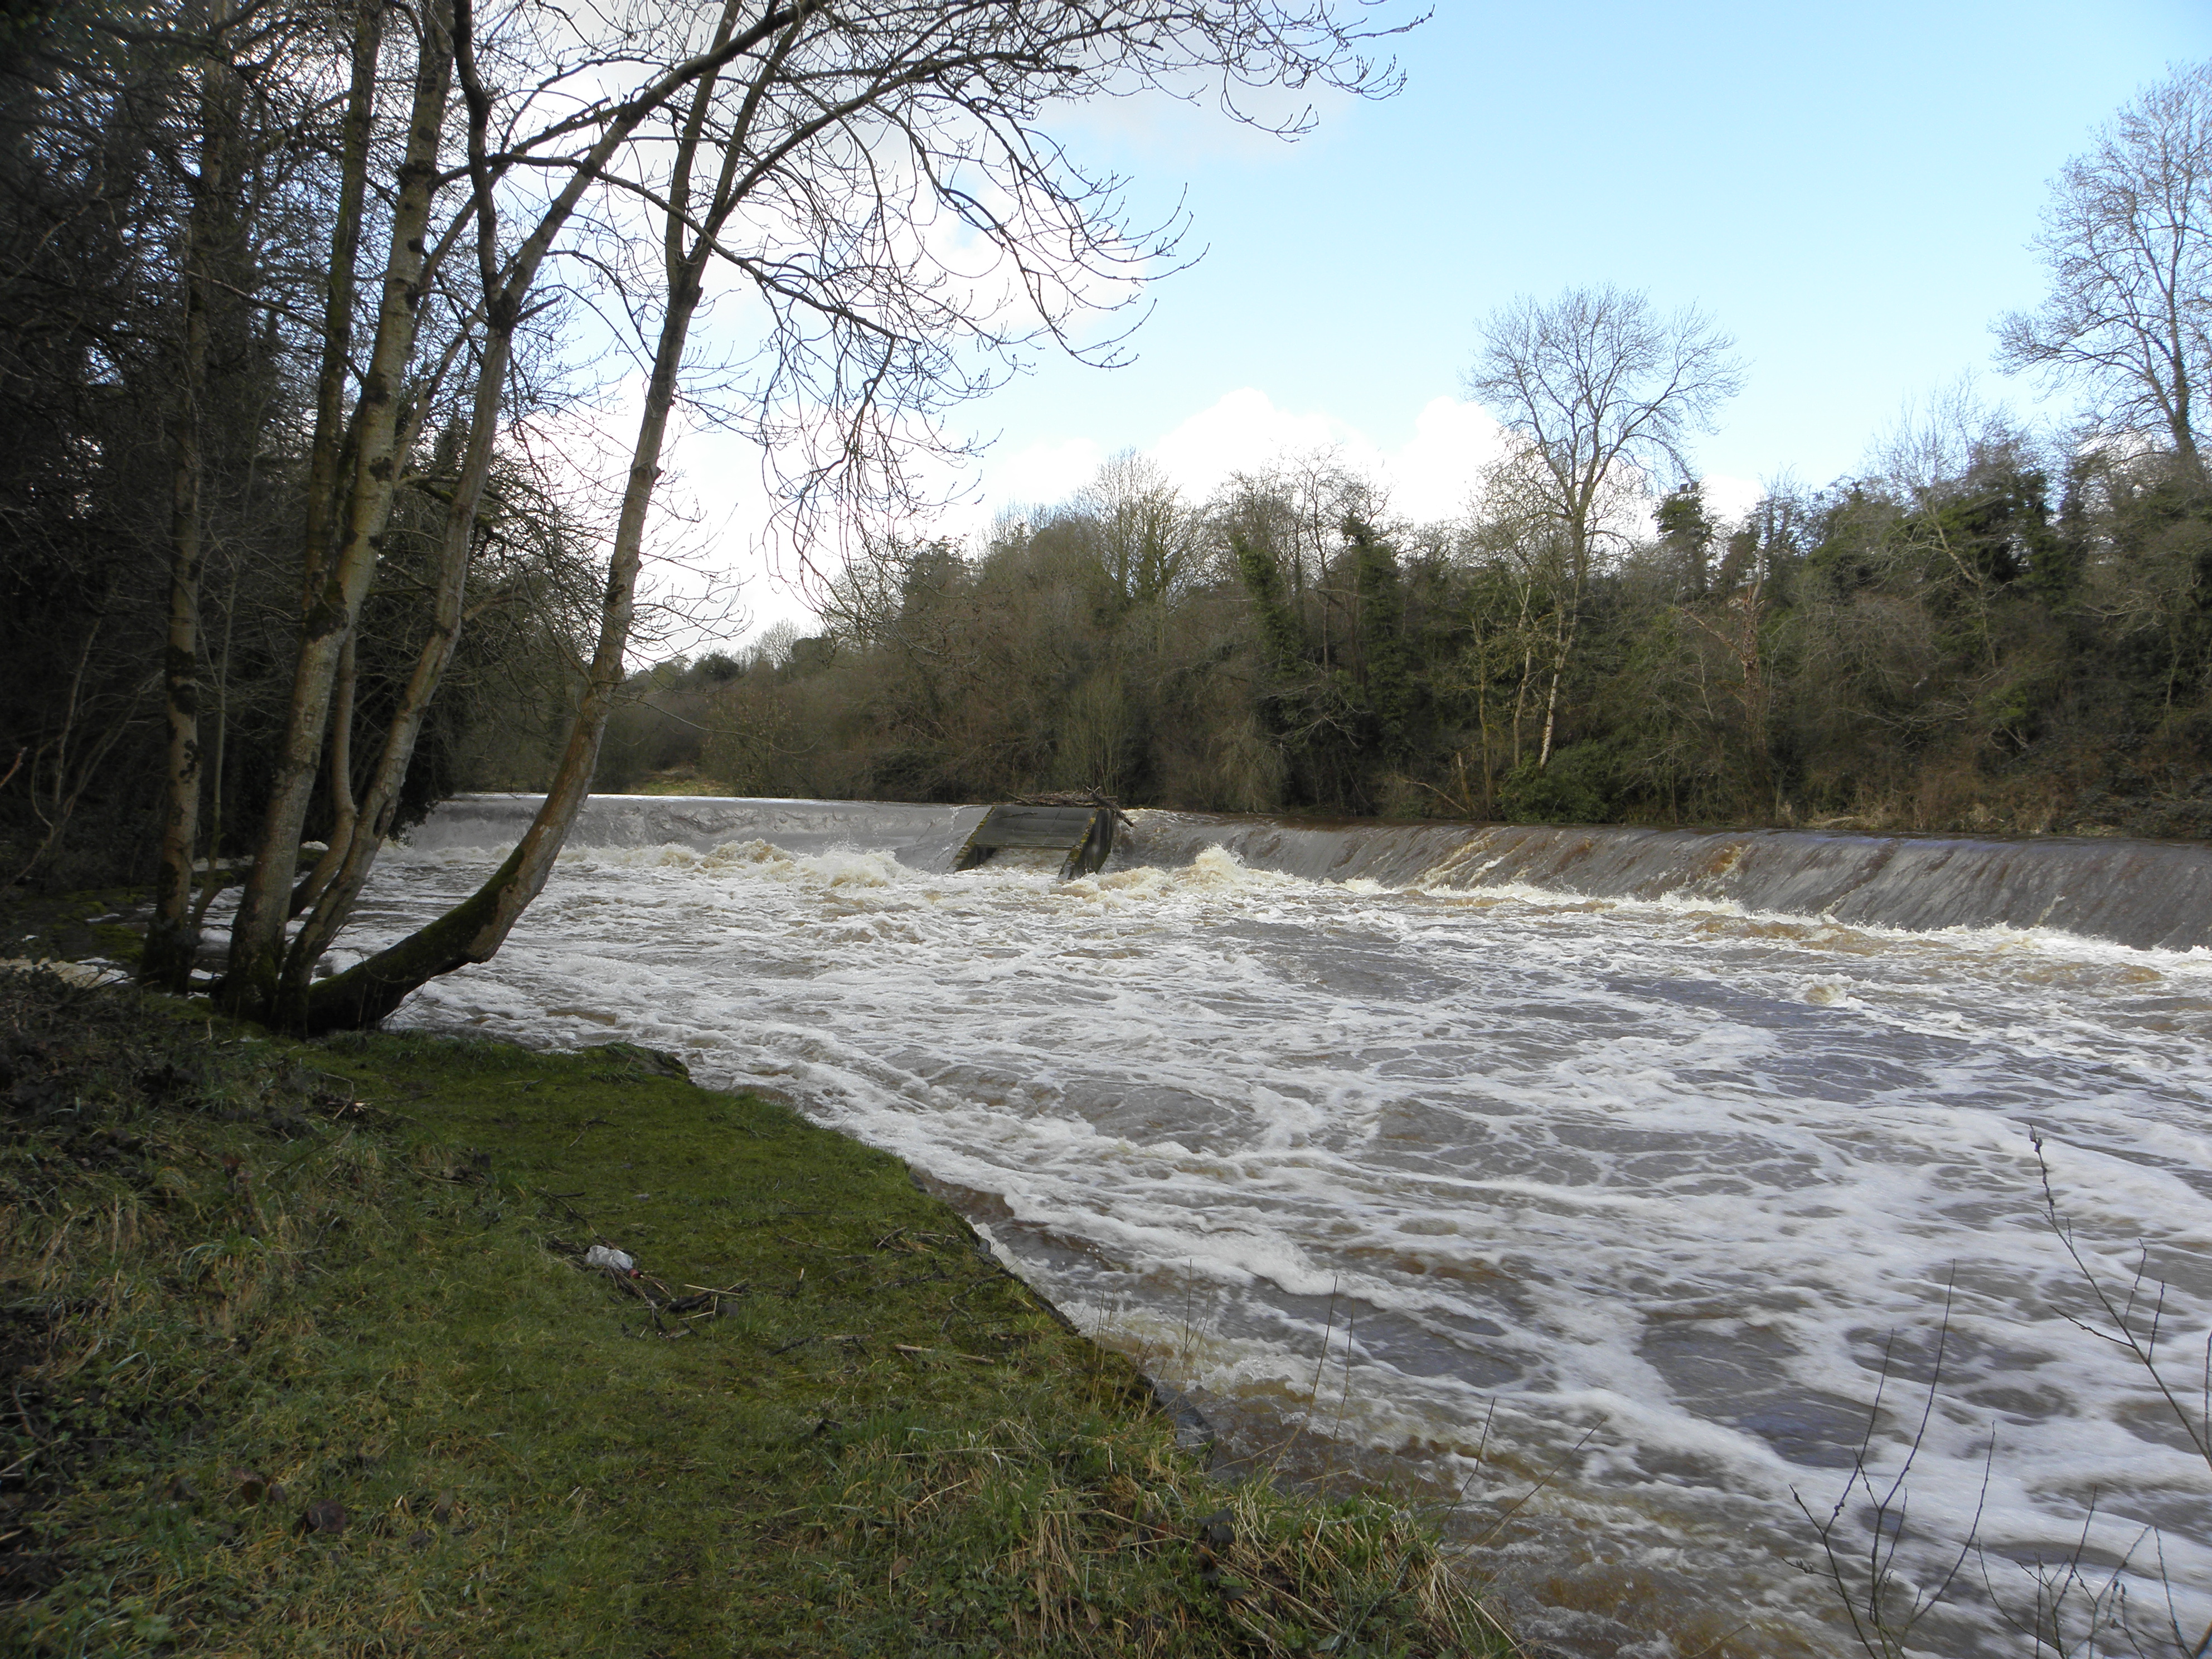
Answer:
[
  {"left": 979, "top": 435, "right": 1109, "bottom": 515},
  {"left": 1147, "top": 387, "right": 1350, "bottom": 494},
  {"left": 1382, "top": 397, "right": 1516, "bottom": 522},
  {"left": 1146, "top": 390, "right": 1510, "bottom": 523},
  {"left": 1700, "top": 472, "right": 1765, "bottom": 525},
  {"left": 966, "top": 388, "right": 1511, "bottom": 529}
]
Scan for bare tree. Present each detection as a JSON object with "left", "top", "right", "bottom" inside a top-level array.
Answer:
[
  {"left": 1464, "top": 284, "right": 1743, "bottom": 769},
  {"left": 1218, "top": 448, "right": 1383, "bottom": 675},
  {"left": 1076, "top": 450, "right": 1203, "bottom": 607},
  {"left": 244, "top": 0, "right": 1406, "bottom": 1031},
  {"left": 220, "top": 0, "right": 838, "bottom": 1025},
  {"left": 1456, "top": 482, "right": 1570, "bottom": 778},
  {"left": 1998, "top": 61, "right": 2212, "bottom": 479}
]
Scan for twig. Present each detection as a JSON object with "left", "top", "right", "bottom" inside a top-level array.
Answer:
[
  {"left": 2034, "top": 1128, "right": 2212, "bottom": 1463},
  {"left": 893, "top": 1343, "right": 996, "bottom": 1363},
  {"left": 1469, "top": 1422, "right": 1600, "bottom": 1548}
]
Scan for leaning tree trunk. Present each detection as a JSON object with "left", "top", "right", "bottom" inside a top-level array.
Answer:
[
  {"left": 218, "top": 6, "right": 456, "bottom": 1020},
  {"left": 284, "top": 0, "right": 798, "bottom": 1031},
  {"left": 297, "top": 269, "right": 709, "bottom": 1033},
  {"left": 1536, "top": 606, "right": 1574, "bottom": 771}
]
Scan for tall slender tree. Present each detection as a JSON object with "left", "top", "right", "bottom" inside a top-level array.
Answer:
[
  {"left": 142, "top": 0, "right": 242, "bottom": 990},
  {"left": 1998, "top": 60, "right": 2212, "bottom": 480},
  {"left": 1465, "top": 285, "right": 1742, "bottom": 768}
]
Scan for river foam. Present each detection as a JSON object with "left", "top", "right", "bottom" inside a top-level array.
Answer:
[{"left": 351, "top": 798, "right": 2212, "bottom": 1656}]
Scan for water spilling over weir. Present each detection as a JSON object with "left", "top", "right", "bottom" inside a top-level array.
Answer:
[
  {"left": 367, "top": 796, "right": 2212, "bottom": 1655},
  {"left": 417, "top": 791, "right": 2212, "bottom": 949}
]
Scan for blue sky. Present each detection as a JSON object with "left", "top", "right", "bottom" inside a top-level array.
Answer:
[
  {"left": 959, "top": 1, "right": 2209, "bottom": 513},
  {"left": 688, "top": 0, "right": 2210, "bottom": 630}
]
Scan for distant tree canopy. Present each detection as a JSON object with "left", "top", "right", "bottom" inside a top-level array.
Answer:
[
  {"left": 571, "top": 62, "right": 2212, "bottom": 840},
  {"left": 599, "top": 390, "right": 2210, "bottom": 839}
]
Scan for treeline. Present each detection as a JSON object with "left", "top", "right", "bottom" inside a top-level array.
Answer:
[
  {"left": 590, "top": 65, "right": 2212, "bottom": 837},
  {"left": 604, "top": 425, "right": 2212, "bottom": 837},
  {"left": 4, "top": 11, "right": 2205, "bottom": 929}
]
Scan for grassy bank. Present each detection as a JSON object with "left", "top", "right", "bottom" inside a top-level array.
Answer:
[{"left": 0, "top": 968, "right": 1506, "bottom": 1657}]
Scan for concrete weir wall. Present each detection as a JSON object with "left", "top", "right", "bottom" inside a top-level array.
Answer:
[
  {"left": 1128, "top": 812, "right": 2212, "bottom": 952},
  {"left": 408, "top": 795, "right": 2212, "bottom": 952}
]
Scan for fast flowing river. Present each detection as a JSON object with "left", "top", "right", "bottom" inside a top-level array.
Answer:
[{"left": 349, "top": 797, "right": 2212, "bottom": 1657}]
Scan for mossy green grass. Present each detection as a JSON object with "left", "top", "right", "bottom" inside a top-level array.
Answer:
[{"left": 1, "top": 969, "right": 1506, "bottom": 1657}]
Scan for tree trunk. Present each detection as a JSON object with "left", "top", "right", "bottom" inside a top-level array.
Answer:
[
  {"left": 302, "top": 0, "right": 383, "bottom": 601},
  {"left": 277, "top": 331, "right": 510, "bottom": 1014},
  {"left": 189, "top": 557, "right": 242, "bottom": 933},
  {"left": 263, "top": 0, "right": 381, "bottom": 938},
  {"left": 1536, "top": 523, "right": 1593, "bottom": 772},
  {"left": 143, "top": 230, "right": 210, "bottom": 988},
  {"left": 265, "top": 0, "right": 773, "bottom": 1027},
  {"left": 298, "top": 270, "right": 708, "bottom": 1032},
  {"left": 219, "top": 5, "right": 455, "bottom": 1018},
  {"left": 143, "top": 0, "right": 236, "bottom": 991},
  {"left": 1536, "top": 610, "right": 1568, "bottom": 770},
  {"left": 292, "top": 629, "right": 356, "bottom": 918}
]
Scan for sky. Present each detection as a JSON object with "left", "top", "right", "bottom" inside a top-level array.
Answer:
[{"left": 663, "top": 0, "right": 2211, "bottom": 641}]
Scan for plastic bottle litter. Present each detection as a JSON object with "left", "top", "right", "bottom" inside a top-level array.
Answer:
[{"left": 584, "top": 1245, "right": 636, "bottom": 1273}]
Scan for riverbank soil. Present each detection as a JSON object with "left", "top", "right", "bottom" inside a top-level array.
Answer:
[{"left": 0, "top": 967, "right": 1506, "bottom": 1656}]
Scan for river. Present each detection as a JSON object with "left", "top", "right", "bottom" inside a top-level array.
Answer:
[{"left": 347, "top": 797, "right": 2212, "bottom": 1657}]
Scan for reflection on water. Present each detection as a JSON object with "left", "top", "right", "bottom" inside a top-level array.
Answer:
[{"left": 347, "top": 799, "right": 2212, "bottom": 1657}]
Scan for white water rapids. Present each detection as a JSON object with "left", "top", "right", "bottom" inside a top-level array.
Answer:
[{"left": 339, "top": 798, "right": 2212, "bottom": 1657}]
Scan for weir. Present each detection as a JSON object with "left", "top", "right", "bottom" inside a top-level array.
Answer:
[{"left": 410, "top": 794, "right": 2212, "bottom": 951}]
